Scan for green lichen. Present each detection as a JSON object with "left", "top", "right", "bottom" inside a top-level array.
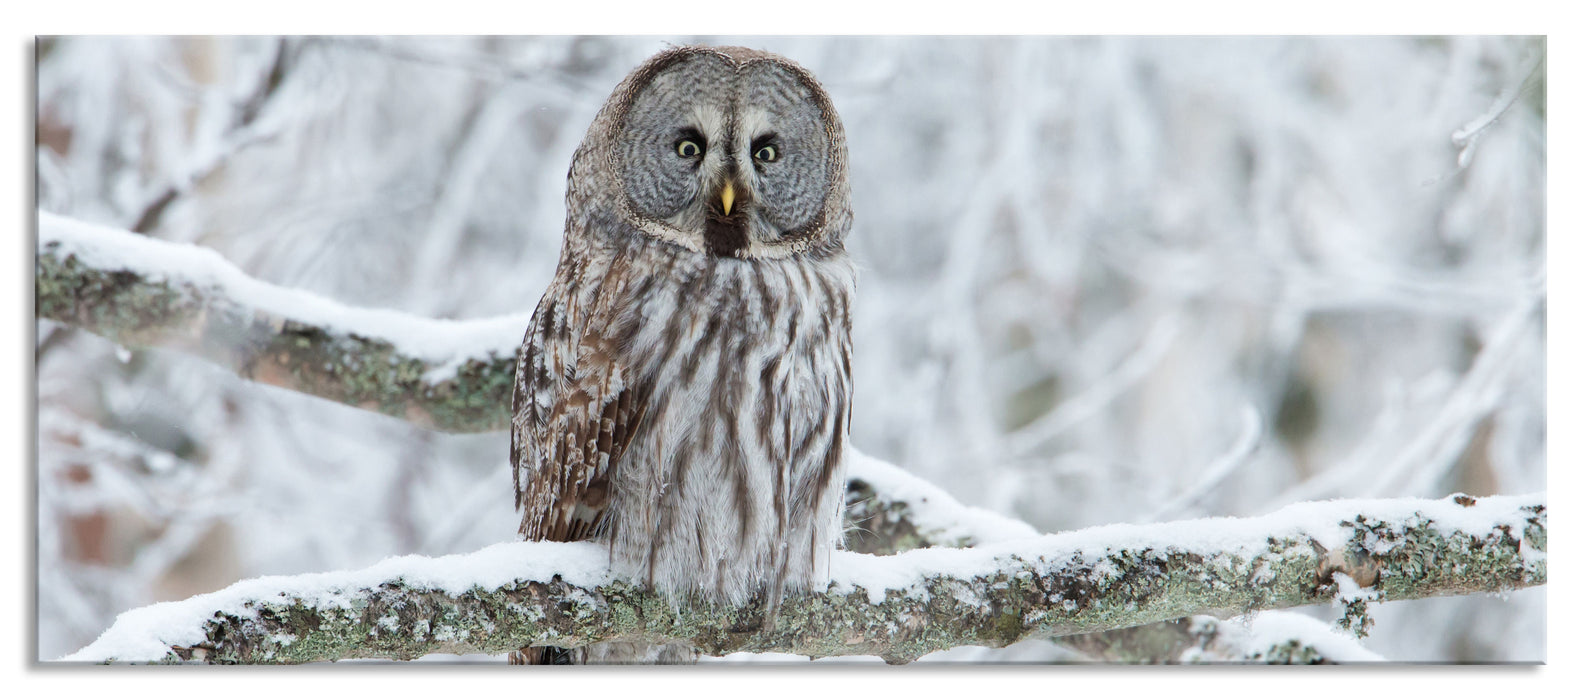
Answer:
[
  {"left": 37, "top": 244, "right": 518, "bottom": 434},
  {"left": 1254, "top": 639, "right": 1330, "bottom": 664},
  {"left": 128, "top": 501, "right": 1539, "bottom": 664},
  {"left": 111, "top": 491, "right": 1547, "bottom": 664}
]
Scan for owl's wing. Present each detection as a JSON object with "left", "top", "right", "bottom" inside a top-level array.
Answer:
[{"left": 512, "top": 290, "right": 648, "bottom": 543}]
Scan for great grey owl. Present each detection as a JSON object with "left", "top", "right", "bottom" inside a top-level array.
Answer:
[{"left": 509, "top": 45, "right": 855, "bottom": 664}]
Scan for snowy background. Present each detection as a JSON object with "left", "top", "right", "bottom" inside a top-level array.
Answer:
[{"left": 35, "top": 36, "right": 1545, "bottom": 662}]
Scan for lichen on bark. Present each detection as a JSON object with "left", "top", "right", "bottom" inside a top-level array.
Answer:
[
  {"left": 79, "top": 493, "right": 1544, "bottom": 664},
  {"left": 37, "top": 240, "right": 518, "bottom": 433}
]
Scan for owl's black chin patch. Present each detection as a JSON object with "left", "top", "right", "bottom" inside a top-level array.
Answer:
[{"left": 703, "top": 210, "right": 748, "bottom": 257}]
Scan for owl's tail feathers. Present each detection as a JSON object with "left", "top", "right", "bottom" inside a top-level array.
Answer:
[
  {"left": 509, "top": 646, "right": 579, "bottom": 665},
  {"left": 761, "top": 542, "right": 791, "bottom": 634}
]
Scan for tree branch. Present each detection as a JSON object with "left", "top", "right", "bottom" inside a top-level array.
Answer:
[
  {"left": 842, "top": 453, "right": 1391, "bottom": 664},
  {"left": 62, "top": 492, "right": 1544, "bottom": 664},
  {"left": 1060, "top": 612, "right": 1386, "bottom": 663},
  {"left": 36, "top": 211, "right": 526, "bottom": 433},
  {"left": 131, "top": 38, "right": 298, "bottom": 236}
]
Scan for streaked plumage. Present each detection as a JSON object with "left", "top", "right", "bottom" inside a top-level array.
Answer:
[{"left": 509, "top": 46, "right": 855, "bottom": 664}]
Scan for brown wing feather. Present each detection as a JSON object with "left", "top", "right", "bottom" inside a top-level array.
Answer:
[{"left": 512, "top": 262, "right": 647, "bottom": 544}]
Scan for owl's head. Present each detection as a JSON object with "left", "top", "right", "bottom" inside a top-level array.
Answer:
[{"left": 574, "top": 46, "right": 851, "bottom": 259}]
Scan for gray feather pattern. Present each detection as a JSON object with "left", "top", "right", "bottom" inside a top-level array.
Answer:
[{"left": 510, "top": 45, "right": 855, "bottom": 664}]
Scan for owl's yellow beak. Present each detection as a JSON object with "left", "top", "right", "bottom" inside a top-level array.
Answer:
[{"left": 720, "top": 181, "right": 736, "bottom": 216}]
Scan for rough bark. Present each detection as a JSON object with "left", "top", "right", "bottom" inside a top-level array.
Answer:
[
  {"left": 36, "top": 222, "right": 519, "bottom": 433},
  {"left": 65, "top": 493, "right": 1545, "bottom": 664},
  {"left": 843, "top": 469, "right": 1382, "bottom": 664}
]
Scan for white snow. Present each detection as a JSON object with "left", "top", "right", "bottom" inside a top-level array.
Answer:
[
  {"left": 847, "top": 448, "right": 1041, "bottom": 546},
  {"left": 62, "top": 540, "right": 611, "bottom": 663},
  {"left": 831, "top": 547, "right": 1005, "bottom": 606},
  {"left": 829, "top": 490, "right": 1544, "bottom": 605},
  {"left": 60, "top": 475, "right": 1540, "bottom": 662},
  {"left": 700, "top": 651, "right": 812, "bottom": 664},
  {"left": 1331, "top": 572, "right": 1380, "bottom": 606},
  {"left": 1205, "top": 611, "right": 1387, "bottom": 663},
  {"left": 38, "top": 210, "right": 530, "bottom": 380}
]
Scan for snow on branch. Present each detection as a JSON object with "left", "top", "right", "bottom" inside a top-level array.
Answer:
[
  {"left": 1062, "top": 612, "right": 1386, "bottom": 664},
  {"left": 847, "top": 454, "right": 1387, "bottom": 664},
  {"left": 843, "top": 451, "right": 1040, "bottom": 553},
  {"left": 63, "top": 491, "right": 1544, "bottom": 664},
  {"left": 36, "top": 211, "right": 528, "bottom": 433}
]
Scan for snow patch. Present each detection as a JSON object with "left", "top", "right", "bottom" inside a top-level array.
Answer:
[
  {"left": 1234, "top": 611, "right": 1386, "bottom": 662},
  {"left": 830, "top": 489, "right": 1543, "bottom": 606},
  {"left": 62, "top": 540, "right": 611, "bottom": 663},
  {"left": 39, "top": 211, "right": 530, "bottom": 381},
  {"left": 847, "top": 449, "right": 1040, "bottom": 545}
]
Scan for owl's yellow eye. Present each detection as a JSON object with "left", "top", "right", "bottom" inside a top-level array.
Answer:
[
  {"left": 754, "top": 144, "right": 778, "bottom": 162},
  {"left": 676, "top": 140, "right": 703, "bottom": 158}
]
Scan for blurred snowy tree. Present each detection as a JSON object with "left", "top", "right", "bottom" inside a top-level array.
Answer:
[{"left": 35, "top": 36, "right": 1544, "bottom": 662}]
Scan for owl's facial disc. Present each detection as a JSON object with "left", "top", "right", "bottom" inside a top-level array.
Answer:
[
  {"left": 734, "top": 63, "right": 831, "bottom": 244},
  {"left": 614, "top": 50, "right": 840, "bottom": 258}
]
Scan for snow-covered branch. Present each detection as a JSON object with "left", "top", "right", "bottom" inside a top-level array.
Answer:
[
  {"left": 36, "top": 212, "right": 527, "bottom": 433},
  {"left": 1061, "top": 612, "right": 1385, "bottom": 664},
  {"left": 64, "top": 491, "right": 1544, "bottom": 664},
  {"left": 847, "top": 455, "right": 1388, "bottom": 664}
]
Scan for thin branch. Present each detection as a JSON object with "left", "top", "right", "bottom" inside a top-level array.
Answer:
[
  {"left": 1449, "top": 48, "right": 1544, "bottom": 170},
  {"left": 1002, "top": 313, "right": 1181, "bottom": 456},
  {"left": 1271, "top": 283, "right": 1545, "bottom": 504},
  {"left": 1142, "top": 403, "right": 1261, "bottom": 521},
  {"left": 318, "top": 37, "right": 599, "bottom": 98},
  {"left": 131, "top": 37, "right": 297, "bottom": 235},
  {"left": 62, "top": 492, "right": 1544, "bottom": 664}
]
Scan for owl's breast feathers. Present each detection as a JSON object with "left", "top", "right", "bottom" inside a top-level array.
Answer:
[{"left": 513, "top": 237, "right": 855, "bottom": 607}]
